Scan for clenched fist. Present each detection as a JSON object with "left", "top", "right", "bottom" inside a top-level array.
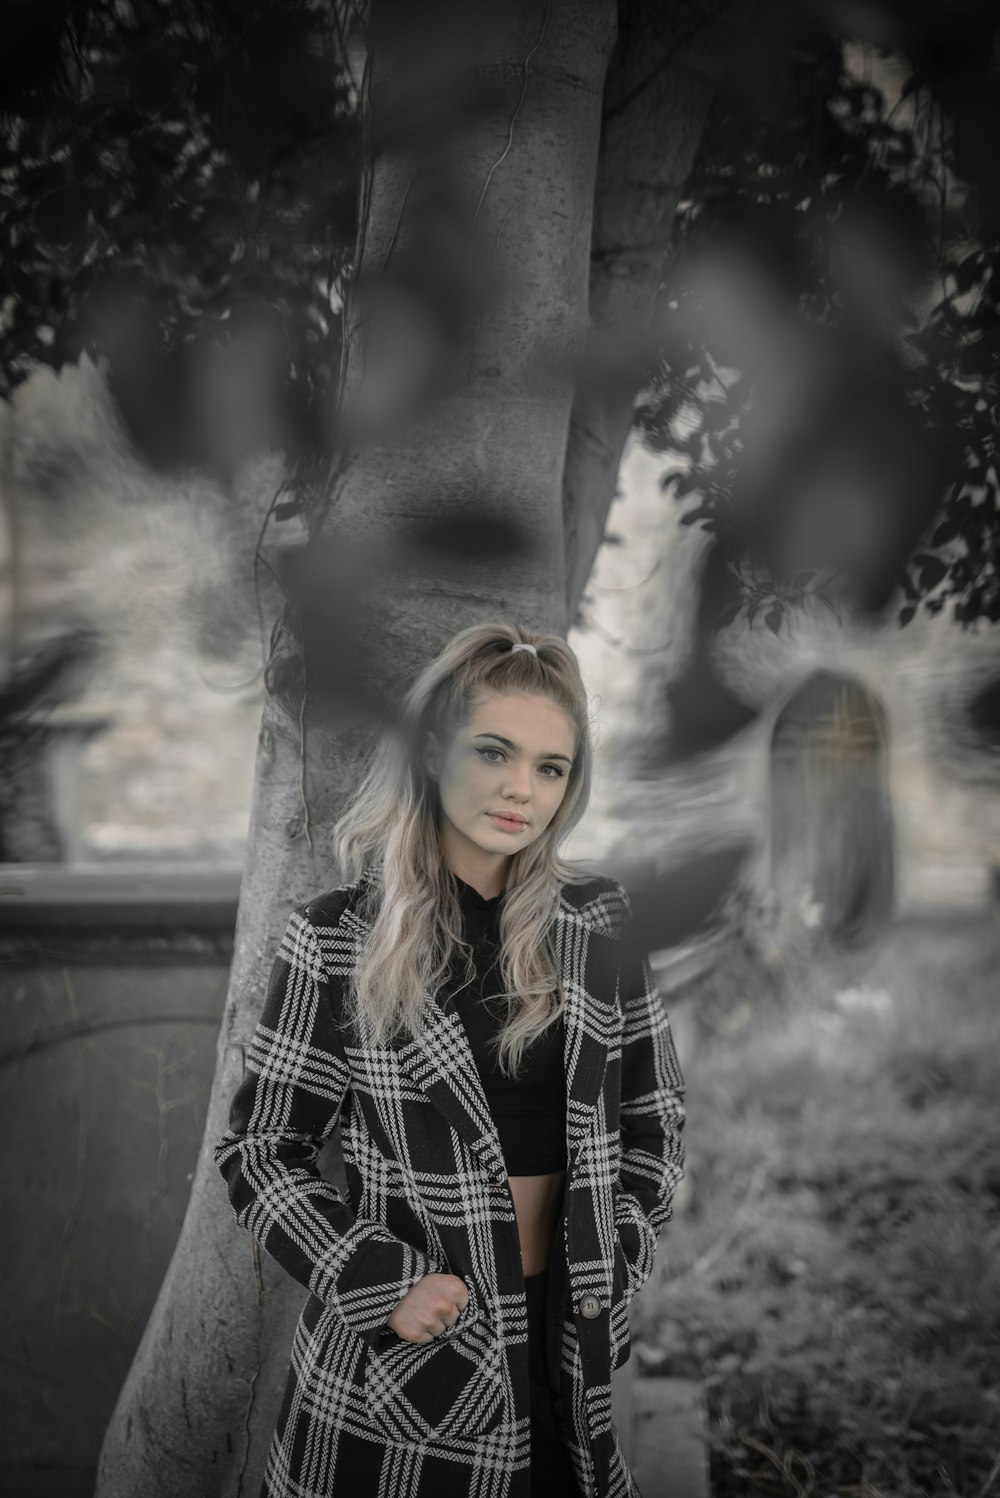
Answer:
[{"left": 385, "top": 1273, "right": 470, "bottom": 1344}]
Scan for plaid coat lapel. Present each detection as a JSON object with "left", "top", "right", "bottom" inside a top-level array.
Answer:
[{"left": 364, "top": 893, "right": 613, "bottom": 1187}]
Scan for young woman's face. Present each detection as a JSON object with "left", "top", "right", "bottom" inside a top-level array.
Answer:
[{"left": 424, "top": 690, "right": 577, "bottom": 878}]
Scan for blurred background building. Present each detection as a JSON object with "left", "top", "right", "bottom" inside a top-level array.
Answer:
[{"left": 2, "top": 362, "right": 998, "bottom": 920}]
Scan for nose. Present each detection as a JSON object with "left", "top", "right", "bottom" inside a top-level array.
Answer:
[{"left": 502, "top": 768, "right": 532, "bottom": 802}]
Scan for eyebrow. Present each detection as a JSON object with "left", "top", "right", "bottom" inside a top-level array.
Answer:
[{"left": 473, "top": 732, "right": 574, "bottom": 764}]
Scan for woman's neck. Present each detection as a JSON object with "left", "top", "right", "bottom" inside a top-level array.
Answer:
[
  {"left": 448, "top": 868, "right": 506, "bottom": 911},
  {"left": 439, "top": 836, "right": 511, "bottom": 901},
  {"left": 446, "top": 865, "right": 507, "bottom": 902}
]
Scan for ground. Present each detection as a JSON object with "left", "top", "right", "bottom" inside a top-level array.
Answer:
[{"left": 633, "top": 907, "right": 1000, "bottom": 1498}]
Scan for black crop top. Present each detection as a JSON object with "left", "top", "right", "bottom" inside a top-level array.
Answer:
[{"left": 437, "top": 872, "right": 567, "bottom": 1175}]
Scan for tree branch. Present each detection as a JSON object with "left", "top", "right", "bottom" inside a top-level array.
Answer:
[{"left": 561, "top": 0, "right": 758, "bottom": 628}]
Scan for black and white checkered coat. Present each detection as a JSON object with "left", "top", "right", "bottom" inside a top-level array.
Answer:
[{"left": 214, "top": 865, "right": 686, "bottom": 1498}]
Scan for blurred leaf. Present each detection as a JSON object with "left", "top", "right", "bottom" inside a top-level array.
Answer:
[
  {"left": 622, "top": 843, "right": 755, "bottom": 954},
  {"left": 400, "top": 512, "right": 534, "bottom": 568},
  {"left": 34, "top": 185, "right": 91, "bottom": 246},
  {"left": 914, "top": 552, "right": 948, "bottom": 589},
  {"left": 662, "top": 663, "right": 759, "bottom": 760}
]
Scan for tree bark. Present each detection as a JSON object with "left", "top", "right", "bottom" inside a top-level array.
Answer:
[{"left": 96, "top": 3, "right": 617, "bottom": 1494}]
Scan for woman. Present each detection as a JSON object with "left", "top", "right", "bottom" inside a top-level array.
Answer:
[{"left": 214, "top": 623, "right": 686, "bottom": 1498}]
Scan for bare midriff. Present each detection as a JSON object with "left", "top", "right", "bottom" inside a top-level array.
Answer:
[{"left": 508, "top": 1168, "right": 567, "bottom": 1275}]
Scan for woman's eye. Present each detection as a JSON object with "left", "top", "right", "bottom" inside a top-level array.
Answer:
[{"left": 476, "top": 747, "right": 565, "bottom": 778}]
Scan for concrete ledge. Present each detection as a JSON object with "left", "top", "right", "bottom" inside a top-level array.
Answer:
[
  {"left": 0, "top": 861, "right": 241, "bottom": 929},
  {"left": 630, "top": 1378, "right": 709, "bottom": 1498}
]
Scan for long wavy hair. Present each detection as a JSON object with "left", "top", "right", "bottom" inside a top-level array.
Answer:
[{"left": 332, "top": 622, "right": 598, "bottom": 1077}]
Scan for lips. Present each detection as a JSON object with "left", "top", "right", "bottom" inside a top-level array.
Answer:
[{"left": 487, "top": 812, "right": 527, "bottom": 829}]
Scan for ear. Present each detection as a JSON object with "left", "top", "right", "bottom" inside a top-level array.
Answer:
[{"left": 422, "top": 730, "right": 442, "bottom": 780}]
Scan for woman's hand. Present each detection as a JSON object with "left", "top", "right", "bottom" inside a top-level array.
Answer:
[{"left": 385, "top": 1272, "right": 469, "bottom": 1344}]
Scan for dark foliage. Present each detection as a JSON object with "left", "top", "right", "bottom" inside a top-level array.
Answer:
[
  {"left": 636, "top": 0, "right": 1000, "bottom": 630},
  {"left": 4, "top": 0, "right": 999, "bottom": 651},
  {"left": 0, "top": 0, "right": 361, "bottom": 487}
]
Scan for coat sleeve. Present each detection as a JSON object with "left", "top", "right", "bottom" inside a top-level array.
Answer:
[
  {"left": 213, "top": 899, "right": 436, "bottom": 1337},
  {"left": 611, "top": 879, "right": 687, "bottom": 1306}
]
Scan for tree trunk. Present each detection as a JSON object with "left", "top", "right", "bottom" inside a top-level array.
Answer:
[
  {"left": 96, "top": 2, "right": 618, "bottom": 1494},
  {"left": 562, "top": 0, "right": 751, "bottom": 624}
]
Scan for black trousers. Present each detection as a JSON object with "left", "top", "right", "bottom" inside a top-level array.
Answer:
[{"left": 524, "top": 1268, "right": 583, "bottom": 1497}]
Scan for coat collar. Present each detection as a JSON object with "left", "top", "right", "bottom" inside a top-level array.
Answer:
[{"left": 342, "top": 869, "right": 621, "bottom": 1183}]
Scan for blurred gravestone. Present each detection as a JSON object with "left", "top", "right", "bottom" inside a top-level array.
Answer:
[{"left": 770, "top": 668, "right": 895, "bottom": 943}]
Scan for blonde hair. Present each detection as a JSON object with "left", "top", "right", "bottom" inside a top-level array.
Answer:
[{"left": 333, "top": 622, "right": 597, "bottom": 1077}]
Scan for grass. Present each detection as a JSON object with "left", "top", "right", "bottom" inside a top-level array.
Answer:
[{"left": 634, "top": 906, "right": 1000, "bottom": 1498}]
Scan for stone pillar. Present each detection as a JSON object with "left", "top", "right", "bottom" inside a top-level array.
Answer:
[{"left": 770, "top": 668, "right": 894, "bottom": 943}]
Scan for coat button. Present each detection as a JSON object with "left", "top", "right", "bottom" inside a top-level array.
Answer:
[{"left": 579, "top": 1294, "right": 603, "bottom": 1319}]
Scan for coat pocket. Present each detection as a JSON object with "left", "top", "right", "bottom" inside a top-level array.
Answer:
[
  {"left": 363, "top": 1276, "right": 507, "bottom": 1443},
  {"left": 609, "top": 1238, "right": 634, "bottom": 1371}
]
